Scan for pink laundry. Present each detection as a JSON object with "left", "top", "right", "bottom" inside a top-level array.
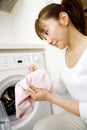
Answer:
[{"left": 15, "top": 68, "right": 53, "bottom": 119}]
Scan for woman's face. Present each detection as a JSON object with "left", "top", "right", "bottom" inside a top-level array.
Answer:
[{"left": 42, "top": 18, "right": 70, "bottom": 49}]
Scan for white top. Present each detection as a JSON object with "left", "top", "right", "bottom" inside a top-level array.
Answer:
[{"left": 59, "top": 48, "right": 87, "bottom": 126}]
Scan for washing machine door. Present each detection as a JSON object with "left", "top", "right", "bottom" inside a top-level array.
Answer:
[{"left": 0, "top": 75, "right": 39, "bottom": 130}]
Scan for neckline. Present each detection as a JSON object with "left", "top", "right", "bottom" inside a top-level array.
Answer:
[{"left": 64, "top": 47, "right": 87, "bottom": 70}]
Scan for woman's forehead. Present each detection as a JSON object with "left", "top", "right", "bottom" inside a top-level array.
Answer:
[{"left": 41, "top": 18, "right": 58, "bottom": 25}]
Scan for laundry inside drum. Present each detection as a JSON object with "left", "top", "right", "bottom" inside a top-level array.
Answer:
[{"left": 1, "top": 86, "right": 16, "bottom": 120}]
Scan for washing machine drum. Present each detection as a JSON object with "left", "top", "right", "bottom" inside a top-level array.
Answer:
[
  {"left": 1, "top": 86, "right": 15, "bottom": 116},
  {"left": 0, "top": 75, "right": 39, "bottom": 130},
  {"left": 0, "top": 75, "right": 24, "bottom": 121}
]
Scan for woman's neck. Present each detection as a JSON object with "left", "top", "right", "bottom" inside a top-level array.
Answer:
[{"left": 68, "top": 25, "right": 87, "bottom": 51}]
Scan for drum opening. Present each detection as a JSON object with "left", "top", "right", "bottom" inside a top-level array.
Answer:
[
  {"left": 1, "top": 86, "right": 15, "bottom": 116},
  {"left": 0, "top": 85, "right": 18, "bottom": 122}
]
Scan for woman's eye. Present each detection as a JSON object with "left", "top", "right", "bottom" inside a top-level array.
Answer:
[
  {"left": 45, "top": 31, "right": 48, "bottom": 35},
  {"left": 44, "top": 38, "right": 47, "bottom": 40},
  {"left": 43, "top": 37, "right": 47, "bottom": 40}
]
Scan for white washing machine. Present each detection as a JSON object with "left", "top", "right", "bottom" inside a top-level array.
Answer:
[{"left": 0, "top": 45, "right": 52, "bottom": 130}]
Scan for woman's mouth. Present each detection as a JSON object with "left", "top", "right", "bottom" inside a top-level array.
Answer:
[{"left": 54, "top": 41, "right": 59, "bottom": 47}]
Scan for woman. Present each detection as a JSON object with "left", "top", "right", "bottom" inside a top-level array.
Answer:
[{"left": 25, "top": 0, "right": 87, "bottom": 129}]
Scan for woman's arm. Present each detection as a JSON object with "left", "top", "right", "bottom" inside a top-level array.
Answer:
[
  {"left": 49, "top": 93, "right": 80, "bottom": 116},
  {"left": 24, "top": 85, "right": 80, "bottom": 116}
]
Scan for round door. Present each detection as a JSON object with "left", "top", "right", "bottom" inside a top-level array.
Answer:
[{"left": 0, "top": 75, "right": 39, "bottom": 130}]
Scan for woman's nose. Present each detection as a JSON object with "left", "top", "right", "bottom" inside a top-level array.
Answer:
[{"left": 47, "top": 38, "right": 52, "bottom": 45}]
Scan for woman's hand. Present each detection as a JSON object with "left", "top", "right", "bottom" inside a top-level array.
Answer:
[
  {"left": 28, "top": 64, "right": 37, "bottom": 72},
  {"left": 24, "top": 85, "right": 52, "bottom": 101}
]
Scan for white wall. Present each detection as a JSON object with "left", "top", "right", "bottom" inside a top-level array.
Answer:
[
  {"left": 54, "top": 0, "right": 61, "bottom": 3},
  {"left": 13, "top": 0, "right": 46, "bottom": 44},
  {"left": 0, "top": 11, "right": 15, "bottom": 44}
]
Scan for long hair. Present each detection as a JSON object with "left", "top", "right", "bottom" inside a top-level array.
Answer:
[{"left": 35, "top": 0, "right": 86, "bottom": 39}]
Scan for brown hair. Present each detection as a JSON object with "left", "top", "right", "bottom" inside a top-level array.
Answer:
[{"left": 35, "top": 0, "right": 86, "bottom": 39}]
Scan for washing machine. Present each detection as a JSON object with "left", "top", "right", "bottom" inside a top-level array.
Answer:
[{"left": 0, "top": 45, "right": 52, "bottom": 130}]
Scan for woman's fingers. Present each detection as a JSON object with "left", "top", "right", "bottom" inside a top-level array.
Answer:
[
  {"left": 29, "top": 85, "right": 40, "bottom": 92},
  {"left": 24, "top": 88, "right": 38, "bottom": 101},
  {"left": 28, "top": 64, "right": 37, "bottom": 72},
  {"left": 24, "top": 85, "right": 51, "bottom": 101},
  {"left": 24, "top": 88, "right": 34, "bottom": 94}
]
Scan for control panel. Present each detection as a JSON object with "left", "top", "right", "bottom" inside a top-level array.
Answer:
[{"left": 0, "top": 52, "right": 45, "bottom": 71}]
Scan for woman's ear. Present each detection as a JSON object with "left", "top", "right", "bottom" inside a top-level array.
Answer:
[{"left": 59, "top": 12, "right": 69, "bottom": 26}]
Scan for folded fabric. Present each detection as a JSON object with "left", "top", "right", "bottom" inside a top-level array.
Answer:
[{"left": 15, "top": 68, "right": 53, "bottom": 119}]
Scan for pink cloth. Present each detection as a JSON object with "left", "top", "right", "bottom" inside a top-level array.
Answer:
[{"left": 15, "top": 68, "right": 53, "bottom": 119}]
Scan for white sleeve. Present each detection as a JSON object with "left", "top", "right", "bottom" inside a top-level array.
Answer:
[{"left": 79, "top": 102, "right": 87, "bottom": 125}]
